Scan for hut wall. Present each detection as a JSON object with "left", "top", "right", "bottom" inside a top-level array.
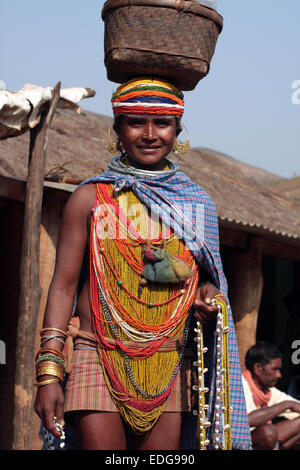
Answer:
[
  {"left": 0, "top": 199, "right": 24, "bottom": 449},
  {"left": 0, "top": 189, "right": 68, "bottom": 450},
  {"left": 32, "top": 189, "right": 68, "bottom": 450}
]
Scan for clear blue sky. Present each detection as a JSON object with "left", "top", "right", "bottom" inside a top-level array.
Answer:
[{"left": 1, "top": 0, "right": 300, "bottom": 178}]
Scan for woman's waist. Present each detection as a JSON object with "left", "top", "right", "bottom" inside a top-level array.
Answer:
[{"left": 72, "top": 329, "right": 184, "bottom": 353}]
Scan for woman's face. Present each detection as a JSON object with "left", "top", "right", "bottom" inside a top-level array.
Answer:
[{"left": 116, "top": 115, "right": 178, "bottom": 170}]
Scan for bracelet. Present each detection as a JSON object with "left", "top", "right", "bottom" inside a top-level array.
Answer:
[
  {"left": 36, "top": 348, "right": 65, "bottom": 361},
  {"left": 40, "top": 327, "right": 67, "bottom": 337},
  {"left": 40, "top": 335, "right": 65, "bottom": 347},
  {"left": 36, "top": 363, "right": 64, "bottom": 382},
  {"left": 36, "top": 360, "right": 64, "bottom": 374},
  {"left": 36, "top": 369, "right": 64, "bottom": 382},
  {"left": 35, "top": 377, "right": 60, "bottom": 388},
  {"left": 35, "top": 358, "right": 65, "bottom": 371},
  {"left": 35, "top": 354, "right": 66, "bottom": 371}
]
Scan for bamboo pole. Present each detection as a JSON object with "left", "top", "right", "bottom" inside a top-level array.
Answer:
[{"left": 12, "top": 82, "right": 61, "bottom": 450}]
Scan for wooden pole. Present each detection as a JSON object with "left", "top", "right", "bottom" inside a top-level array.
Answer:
[
  {"left": 229, "top": 237, "right": 264, "bottom": 370},
  {"left": 12, "top": 82, "right": 61, "bottom": 450}
]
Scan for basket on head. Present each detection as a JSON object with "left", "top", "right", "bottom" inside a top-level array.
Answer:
[{"left": 101, "top": 0, "right": 223, "bottom": 91}]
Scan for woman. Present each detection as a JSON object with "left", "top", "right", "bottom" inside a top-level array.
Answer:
[{"left": 34, "top": 78, "right": 251, "bottom": 450}]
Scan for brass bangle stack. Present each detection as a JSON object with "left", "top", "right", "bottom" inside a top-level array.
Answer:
[{"left": 35, "top": 329, "right": 67, "bottom": 388}]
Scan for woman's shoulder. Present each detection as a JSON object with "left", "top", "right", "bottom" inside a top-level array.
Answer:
[{"left": 63, "top": 183, "right": 97, "bottom": 218}]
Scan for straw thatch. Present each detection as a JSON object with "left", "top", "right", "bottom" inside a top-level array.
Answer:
[{"left": 269, "top": 176, "right": 300, "bottom": 203}]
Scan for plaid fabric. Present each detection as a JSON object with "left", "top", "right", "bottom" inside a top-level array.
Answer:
[
  {"left": 64, "top": 339, "right": 189, "bottom": 413},
  {"left": 77, "top": 159, "right": 252, "bottom": 450}
]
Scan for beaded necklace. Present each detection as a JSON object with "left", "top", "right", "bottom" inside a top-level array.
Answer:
[{"left": 89, "top": 183, "right": 199, "bottom": 433}]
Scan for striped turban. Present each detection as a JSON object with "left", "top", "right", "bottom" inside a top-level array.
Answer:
[{"left": 111, "top": 78, "right": 184, "bottom": 117}]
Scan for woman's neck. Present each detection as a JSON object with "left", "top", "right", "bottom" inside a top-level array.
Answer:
[{"left": 124, "top": 154, "right": 169, "bottom": 172}]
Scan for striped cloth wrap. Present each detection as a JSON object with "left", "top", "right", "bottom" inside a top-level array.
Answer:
[{"left": 111, "top": 78, "right": 185, "bottom": 117}]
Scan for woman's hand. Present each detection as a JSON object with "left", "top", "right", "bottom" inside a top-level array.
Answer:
[
  {"left": 193, "top": 282, "right": 227, "bottom": 323},
  {"left": 34, "top": 382, "right": 65, "bottom": 438}
]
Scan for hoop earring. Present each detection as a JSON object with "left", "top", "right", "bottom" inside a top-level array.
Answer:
[
  {"left": 106, "top": 127, "right": 118, "bottom": 154},
  {"left": 173, "top": 125, "right": 191, "bottom": 155}
]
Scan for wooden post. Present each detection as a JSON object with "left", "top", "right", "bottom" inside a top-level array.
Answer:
[
  {"left": 229, "top": 237, "right": 264, "bottom": 370},
  {"left": 12, "top": 82, "right": 61, "bottom": 450}
]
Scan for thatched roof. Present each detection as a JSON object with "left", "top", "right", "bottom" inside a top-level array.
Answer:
[
  {"left": 1, "top": 108, "right": 300, "bottom": 245},
  {"left": 269, "top": 176, "right": 300, "bottom": 203},
  {"left": 199, "top": 148, "right": 283, "bottom": 187}
]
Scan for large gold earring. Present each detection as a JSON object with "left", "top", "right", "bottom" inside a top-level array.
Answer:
[
  {"left": 173, "top": 137, "right": 191, "bottom": 156},
  {"left": 173, "top": 125, "right": 191, "bottom": 155},
  {"left": 106, "top": 127, "right": 118, "bottom": 154}
]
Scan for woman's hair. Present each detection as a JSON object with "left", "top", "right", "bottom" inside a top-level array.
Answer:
[{"left": 245, "top": 341, "right": 282, "bottom": 372}]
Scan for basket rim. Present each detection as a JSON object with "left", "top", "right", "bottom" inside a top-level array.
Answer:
[{"left": 101, "top": 0, "right": 223, "bottom": 31}]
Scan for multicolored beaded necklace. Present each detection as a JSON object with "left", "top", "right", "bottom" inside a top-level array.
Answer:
[{"left": 89, "top": 183, "right": 199, "bottom": 433}]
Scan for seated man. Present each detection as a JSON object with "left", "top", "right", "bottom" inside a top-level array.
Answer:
[{"left": 242, "top": 341, "right": 300, "bottom": 450}]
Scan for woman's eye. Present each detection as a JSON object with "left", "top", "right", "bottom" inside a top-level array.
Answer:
[
  {"left": 129, "top": 119, "right": 144, "bottom": 127},
  {"left": 155, "top": 120, "right": 172, "bottom": 127}
]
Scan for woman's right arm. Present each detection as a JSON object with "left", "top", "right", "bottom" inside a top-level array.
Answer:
[{"left": 34, "top": 184, "right": 96, "bottom": 437}]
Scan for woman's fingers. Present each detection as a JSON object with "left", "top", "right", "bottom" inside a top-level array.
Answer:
[
  {"left": 43, "top": 408, "right": 61, "bottom": 438},
  {"left": 34, "top": 384, "right": 65, "bottom": 438},
  {"left": 193, "top": 300, "right": 218, "bottom": 323},
  {"left": 55, "top": 397, "right": 65, "bottom": 428},
  {"left": 193, "top": 282, "right": 228, "bottom": 323}
]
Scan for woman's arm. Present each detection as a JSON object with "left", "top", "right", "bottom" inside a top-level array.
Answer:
[
  {"left": 42, "top": 185, "right": 95, "bottom": 331},
  {"left": 34, "top": 184, "right": 96, "bottom": 436}
]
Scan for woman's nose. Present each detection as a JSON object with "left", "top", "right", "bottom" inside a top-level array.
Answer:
[{"left": 142, "top": 121, "right": 156, "bottom": 140}]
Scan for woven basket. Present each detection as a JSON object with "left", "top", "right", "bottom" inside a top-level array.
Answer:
[{"left": 101, "top": 0, "right": 223, "bottom": 91}]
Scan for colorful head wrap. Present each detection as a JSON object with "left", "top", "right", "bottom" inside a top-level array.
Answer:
[{"left": 111, "top": 78, "right": 184, "bottom": 118}]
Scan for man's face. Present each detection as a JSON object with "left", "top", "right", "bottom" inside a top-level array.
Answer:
[{"left": 256, "top": 358, "right": 282, "bottom": 388}]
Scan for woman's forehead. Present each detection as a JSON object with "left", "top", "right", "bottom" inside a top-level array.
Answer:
[{"left": 120, "top": 114, "right": 177, "bottom": 120}]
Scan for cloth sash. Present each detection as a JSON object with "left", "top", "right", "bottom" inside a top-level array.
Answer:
[
  {"left": 63, "top": 317, "right": 183, "bottom": 374},
  {"left": 242, "top": 369, "right": 272, "bottom": 408}
]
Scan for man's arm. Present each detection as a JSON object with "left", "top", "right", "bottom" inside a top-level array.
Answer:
[{"left": 248, "top": 401, "right": 300, "bottom": 428}]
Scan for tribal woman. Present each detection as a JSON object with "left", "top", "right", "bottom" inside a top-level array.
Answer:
[{"left": 34, "top": 78, "right": 252, "bottom": 450}]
